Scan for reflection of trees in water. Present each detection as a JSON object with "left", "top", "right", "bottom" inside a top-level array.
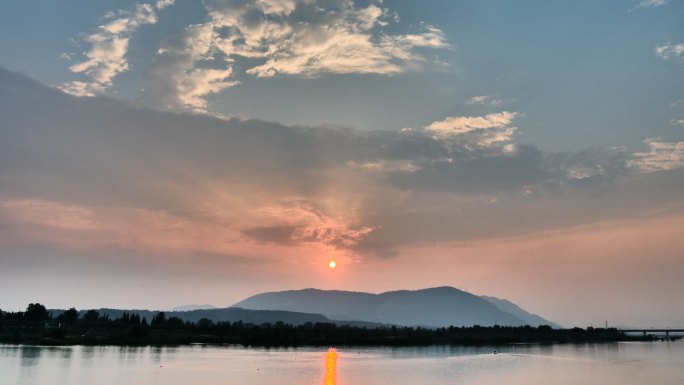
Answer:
[
  {"left": 20, "top": 346, "right": 42, "bottom": 367},
  {"left": 151, "top": 346, "right": 164, "bottom": 364},
  {"left": 118, "top": 345, "right": 146, "bottom": 364},
  {"left": 18, "top": 346, "right": 73, "bottom": 371},
  {"left": 323, "top": 348, "right": 337, "bottom": 385},
  {"left": 43, "top": 346, "right": 74, "bottom": 363},
  {"left": 79, "top": 345, "right": 100, "bottom": 363}
]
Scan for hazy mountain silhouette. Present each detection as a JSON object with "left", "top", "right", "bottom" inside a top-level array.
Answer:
[
  {"left": 44, "top": 287, "right": 557, "bottom": 328},
  {"left": 481, "top": 296, "right": 560, "bottom": 328},
  {"left": 170, "top": 304, "right": 217, "bottom": 311},
  {"left": 234, "top": 287, "right": 555, "bottom": 327},
  {"left": 70, "top": 307, "right": 332, "bottom": 325}
]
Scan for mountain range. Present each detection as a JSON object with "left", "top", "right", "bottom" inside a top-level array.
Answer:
[
  {"left": 234, "top": 286, "right": 558, "bottom": 327},
  {"left": 170, "top": 304, "right": 217, "bottom": 311},
  {"left": 49, "top": 286, "right": 557, "bottom": 328},
  {"left": 70, "top": 307, "right": 332, "bottom": 326}
]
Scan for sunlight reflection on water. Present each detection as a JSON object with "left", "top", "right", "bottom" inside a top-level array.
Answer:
[{"left": 323, "top": 348, "right": 337, "bottom": 385}]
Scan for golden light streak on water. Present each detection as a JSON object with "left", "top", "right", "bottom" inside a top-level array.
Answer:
[{"left": 323, "top": 348, "right": 337, "bottom": 385}]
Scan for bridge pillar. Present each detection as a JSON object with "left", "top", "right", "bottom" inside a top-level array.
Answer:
[
  {"left": 643, "top": 331, "right": 647, "bottom": 337},
  {"left": 666, "top": 331, "right": 669, "bottom": 338}
]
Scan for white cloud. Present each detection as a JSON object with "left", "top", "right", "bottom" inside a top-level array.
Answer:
[
  {"left": 671, "top": 119, "right": 684, "bottom": 127},
  {"left": 211, "top": 1, "right": 448, "bottom": 78},
  {"left": 58, "top": 81, "right": 97, "bottom": 97},
  {"left": 156, "top": 0, "right": 175, "bottom": 10},
  {"left": 566, "top": 167, "right": 606, "bottom": 180},
  {"left": 425, "top": 111, "right": 519, "bottom": 149},
  {"left": 347, "top": 160, "right": 421, "bottom": 173},
  {"left": 61, "top": 3, "right": 160, "bottom": 96},
  {"left": 144, "top": 0, "right": 449, "bottom": 110},
  {"left": 467, "top": 95, "right": 503, "bottom": 107},
  {"left": 467, "top": 96, "right": 487, "bottom": 104},
  {"left": 670, "top": 99, "right": 684, "bottom": 108},
  {"left": 178, "top": 67, "right": 239, "bottom": 110},
  {"left": 142, "top": 23, "right": 239, "bottom": 111},
  {"left": 426, "top": 111, "right": 518, "bottom": 134},
  {"left": 655, "top": 43, "right": 684, "bottom": 61},
  {"left": 637, "top": 0, "right": 669, "bottom": 7},
  {"left": 388, "top": 26, "right": 450, "bottom": 49},
  {"left": 63, "top": 0, "right": 449, "bottom": 110},
  {"left": 628, "top": 139, "right": 684, "bottom": 172}
]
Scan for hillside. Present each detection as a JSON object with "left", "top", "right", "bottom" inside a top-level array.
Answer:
[
  {"left": 49, "top": 307, "right": 332, "bottom": 326},
  {"left": 481, "top": 296, "right": 561, "bottom": 328},
  {"left": 234, "top": 287, "right": 555, "bottom": 327}
]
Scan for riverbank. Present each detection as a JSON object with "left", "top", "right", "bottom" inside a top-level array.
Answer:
[
  {"left": 0, "top": 322, "right": 661, "bottom": 347},
  {"left": 2, "top": 305, "right": 669, "bottom": 347}
]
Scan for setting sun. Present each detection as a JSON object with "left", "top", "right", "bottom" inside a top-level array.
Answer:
[{"left": 328, "top": 260, "right": 337, "bottom": 269}]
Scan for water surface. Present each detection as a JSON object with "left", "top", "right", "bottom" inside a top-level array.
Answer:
[{"left": 1, "top": 342, "right": 682, "bottom": 385}]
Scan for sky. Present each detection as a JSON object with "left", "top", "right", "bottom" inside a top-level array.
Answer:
[{"left": 0, "top": 0, "right": 683, "bottom": 328}]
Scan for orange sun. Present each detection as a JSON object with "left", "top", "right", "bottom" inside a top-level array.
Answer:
[{"left": 328, "top": 260, "right": 337, "bottom": 269}]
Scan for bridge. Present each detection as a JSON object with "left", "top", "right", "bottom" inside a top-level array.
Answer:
[{"left": 618, "top": 329, "right": 684, "bottom": 338}]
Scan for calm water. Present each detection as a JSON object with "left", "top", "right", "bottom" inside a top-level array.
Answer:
[{"left": 1, "top": 342, "right": 683, "bottom": 385}]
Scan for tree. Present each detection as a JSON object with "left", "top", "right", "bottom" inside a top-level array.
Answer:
[
  {"left": 167, "top": 316, "right": 184, "bottom": 328},
  {"left": 83, "top": 310, "right": 100, "bottom": 322},
  {"left": 62, "top": 308, "right": 79, "bottom": 325},
  {"left": 151, "top": 312, "right": 166, "bottom": 327},
  {"left": 24, "top": 303, "right": 50, "bottom": 324},
  {"left": 197, "top": 318, "right": 213, "bottom": 329}
]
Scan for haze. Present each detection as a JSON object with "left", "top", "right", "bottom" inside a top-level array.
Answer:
[{"left": 1, "top": 0, "right": 683, "bottom": 328}]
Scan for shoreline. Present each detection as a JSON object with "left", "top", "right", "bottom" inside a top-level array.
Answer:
[{"left": 1, "top": 326, "right": 668, "bottom": 348}]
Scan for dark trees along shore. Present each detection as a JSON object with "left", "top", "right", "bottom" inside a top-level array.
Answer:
[{"left": 0, "top": 303, "right": 655, "bottom": 346}]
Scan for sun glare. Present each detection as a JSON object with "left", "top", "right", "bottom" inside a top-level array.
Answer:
[{"left": 328, "top": 260, "right": 337, "bottom": 269}]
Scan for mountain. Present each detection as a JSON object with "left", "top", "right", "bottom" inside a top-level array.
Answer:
[
  {"left": 49, "top": 307, "right": 333, "bottom": 326},
  {"left": 234, "top": 287, "right": 554, "bottom": 327},
  {"left": 164, "top": 308, "right": 331, "bottom": 324},
  {"left": 481, "top": 296, "right": 560, "bottom": 328},
  {"left": 170, "top": 304, "right": 217, "bottom": 311}
]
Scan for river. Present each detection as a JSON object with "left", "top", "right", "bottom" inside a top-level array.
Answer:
[{"left": 1, "top": 341, "right": 682, "bottom": 384}]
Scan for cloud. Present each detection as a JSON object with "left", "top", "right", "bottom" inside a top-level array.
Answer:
[
  {"left": 243, "top": 225, "right": 298, "bottom": 245},
  {"left": 1, "top": 199, "right": 98, "bottom": 230},
  {"left": 142, "top": 24, "right": 240, "bottom": 111},
  {"left": 347, "top": 160, "right": 420, "bottom": 173},
  {"left": 466, "top": 95, "right": 503, "bottom": 107},
  {"left": 58, "top": 81, "right": 98, "bottom": 97},
  {"left": 244, "top": 199, "right": 375, "bottom": 251},
  {"left": 655, "top": 43, "right": 684, "bottom": 61},
  {"left": 636, "top": 0, "right": 669, "bottom": 7},
  {"left": 212, "top": 1, "right": 448, "bottom": 78},
  {"left": 628, "top": 139, "right": 684, "bottom": 172},
  {"left": 59, "top": 1, "right": 176, "bottom": 97},
  {"left": 671, "top": 99, "right": 684, "bottom": 108},
  {"left": 61, "top": 3, "right": 164, "bottom": 96},
  {"left": 425, "top": 111, "right": 519, "bottom": 150},
  {"left": 4, "top": 67, "right": 684, "bottom": 261},
  {"left": 143, "top": 0, "right": 449, "bottom": 110},
  {"left": 156, "top": 0, "right": 175, "bottom": 10}
]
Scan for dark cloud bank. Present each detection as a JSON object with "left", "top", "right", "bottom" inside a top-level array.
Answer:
[{"left": 2, "top": 67, "right": 684, "bottom": 259}]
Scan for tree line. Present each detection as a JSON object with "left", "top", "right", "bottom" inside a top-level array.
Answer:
[{"left": 0, "top": 302, "right": 657, "bottom": 346}]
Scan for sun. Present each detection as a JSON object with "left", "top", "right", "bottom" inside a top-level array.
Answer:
[{"left": 328, "top": 260, "right": 337, "bottom": 269}]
